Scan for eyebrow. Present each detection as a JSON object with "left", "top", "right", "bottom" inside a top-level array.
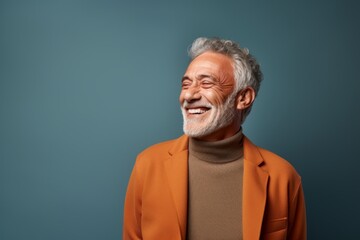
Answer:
[
  {"left": 181, "top": 76, "right": 190, "bottom": 82},
  {"left": 181, "top": 74, "right": 217, "bottom": 82}
]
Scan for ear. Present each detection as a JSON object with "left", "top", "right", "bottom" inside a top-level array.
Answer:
[{"left": 236, "top": 87, "right": 256, "bottom": 110}]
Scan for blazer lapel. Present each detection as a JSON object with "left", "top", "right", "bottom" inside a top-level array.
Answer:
[
  {"left": 164, "top": 135, "right": 189, "bottom": 240},
  {"left": 243, "top": 136, "right": 269, "bottom": 240}
]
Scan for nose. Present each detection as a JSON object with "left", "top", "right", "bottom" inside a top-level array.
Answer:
[{"left": 184, "top": 85, "right": 201, "bottom": 102}]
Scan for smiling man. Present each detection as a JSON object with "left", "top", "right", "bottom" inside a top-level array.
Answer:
[{"left": 123, "top": 37, "right": 306, "bottom": 240}]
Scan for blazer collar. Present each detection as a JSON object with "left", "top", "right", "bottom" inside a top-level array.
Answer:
[
  {"left": 242, "top": 137, "right": 269, "bottom": 239},
  {"left": 165, "top": 134, "right": 269, "bottom": 240},
  {"left": 164, "top": 135, "right": 189, "bottom": 239},
  {"left": 168, "top": 134, "right": 188, "bottom": 156}
]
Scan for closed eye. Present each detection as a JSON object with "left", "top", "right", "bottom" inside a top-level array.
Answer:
[
  {"left": 181, "top": 76, "right": 192, "bottom": 89},
  {"left": 182, "top": 80, "right": 192, "bottom": 89},
  {"left": 201, "top": 81, "right": 214, "bottom": 88}
]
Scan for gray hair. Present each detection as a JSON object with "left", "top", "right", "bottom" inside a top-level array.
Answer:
[{"left": 188, "top": 37, "right": 263, "bottom": 119}]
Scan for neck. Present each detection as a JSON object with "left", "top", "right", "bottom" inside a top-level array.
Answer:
[{"left": 189, "top": 129, "right": 244, "bottom": 162}]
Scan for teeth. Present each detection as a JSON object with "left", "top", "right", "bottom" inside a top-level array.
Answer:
[{"left": 188, "top": 108, "right": 208, "bottom": 114}]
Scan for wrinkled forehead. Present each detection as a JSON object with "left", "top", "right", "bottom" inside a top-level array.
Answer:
[
  {"left": 186, "top": 52, "right": 234, "bottom": 78},
  {"left": 184, "top": 52, "right": 235, "bottom": 89}
]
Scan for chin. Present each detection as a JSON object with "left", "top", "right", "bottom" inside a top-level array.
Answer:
[
  {"left": 183, "top": 123, "right": 209, "bottom": 138},
  {"left": 183, "top": 120, "right": 223, "bottom": 138}
]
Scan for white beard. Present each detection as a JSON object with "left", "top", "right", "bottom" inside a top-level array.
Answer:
[{"left": 181, "top": 90, "right": 238, "bottom": 138}]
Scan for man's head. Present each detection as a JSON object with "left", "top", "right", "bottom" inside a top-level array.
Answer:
[{"left": 180, "top": 37, "right": 263, "bottom": 141}]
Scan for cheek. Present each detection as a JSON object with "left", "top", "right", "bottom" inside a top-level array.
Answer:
[
  {"left": 179, "top": 91, "right": 185, "bottom": 104},
  {"left": 204, "top": 91, "right": 228, "bottom": 106}
]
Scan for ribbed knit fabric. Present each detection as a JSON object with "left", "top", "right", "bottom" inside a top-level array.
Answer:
[{"left": 187, "top": 130, "right": 244, "bottom": 240}]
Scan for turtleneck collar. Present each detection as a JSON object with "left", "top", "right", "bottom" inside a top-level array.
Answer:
[{"left": 189, "top": 129, "right": 244, "bottom": 163}]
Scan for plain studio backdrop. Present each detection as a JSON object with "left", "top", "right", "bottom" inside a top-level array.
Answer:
[{"left": 0, "top": 0, "right": 359, "bottom": 239}]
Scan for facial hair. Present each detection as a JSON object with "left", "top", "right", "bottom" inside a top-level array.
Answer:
[{"left": 181, "top": 90, "right": 239, "bottom": 138}]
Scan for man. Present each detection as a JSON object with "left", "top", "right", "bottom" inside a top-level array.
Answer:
[{"left": 123, "top": 37, "right": 306, "bottom": 240}]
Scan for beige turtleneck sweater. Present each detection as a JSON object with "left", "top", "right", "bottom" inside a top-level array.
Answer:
[{"left": 187, "top": 130, "right": 244, "bottom": 240}]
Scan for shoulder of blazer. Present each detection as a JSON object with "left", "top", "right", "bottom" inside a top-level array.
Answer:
[
  {"left": 257, "top": 146, "right": 302, "bottom": 182},
  {"left": 136, "top": 135, "right": 189, "bottom": 164},
  {"left": 243, "top": 136, "right": 301, "bottom": 184},
  {"left": 244, "top": 138, "right": 303, "bottom": 210}
]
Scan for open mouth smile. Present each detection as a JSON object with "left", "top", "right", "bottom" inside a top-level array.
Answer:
[{"left": 186, "top": 107, "right": 211, "bottom": 115}]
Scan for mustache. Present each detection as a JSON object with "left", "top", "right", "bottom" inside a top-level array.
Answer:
[{"left": 182, "top": 101, "right": 213, "bottom": 109}]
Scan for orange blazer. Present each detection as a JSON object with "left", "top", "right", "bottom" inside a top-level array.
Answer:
[{"left": 123, "top": 135, "right": 306, "bottom": 240}]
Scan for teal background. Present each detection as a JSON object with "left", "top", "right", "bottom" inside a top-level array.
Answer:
[{"left": 1, "top": 0, "right": 359, "bottom": 239}]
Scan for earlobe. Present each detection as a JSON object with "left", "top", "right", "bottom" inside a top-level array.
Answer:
[{"left": 236, "top": 87, "right": 255, "bottom": 110}]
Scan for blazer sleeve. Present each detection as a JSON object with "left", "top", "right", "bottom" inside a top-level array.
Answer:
[
  {"left": 287, "top": 181, "right": 307, "bottom": 240},
  {"left": 123, "top": 158, "right": 143, "bottom": 240}
]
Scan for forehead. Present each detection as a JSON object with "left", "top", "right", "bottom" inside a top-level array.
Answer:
[{"left": 185, "top": 52, "right": 234, "bottom": 78}]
